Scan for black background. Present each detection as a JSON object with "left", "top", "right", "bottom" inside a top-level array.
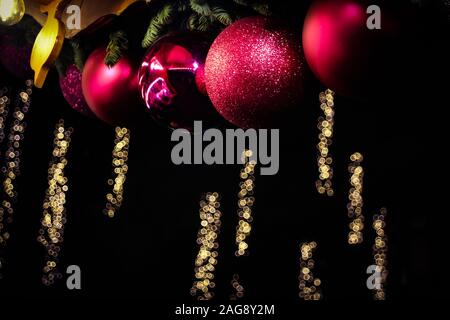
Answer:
[{"left": 0, "top": 0, "right": 448, "bottom": 306}]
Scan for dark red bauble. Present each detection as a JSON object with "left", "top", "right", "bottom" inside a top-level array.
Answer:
[
  {"left": 138, "top": 32, "right": 223, "bottom": 131},
  {"left": 82, "top": 48, "right": 140, "bottom": 126},
  {"left": 0, "top": 31, "right": 33, "bottom": 80},
  {"left": 60, "top": 65, "right": 94, "bottom": 118},
  {"left": 303, "top": 0, "right": 403, "bottom": 98},
  {"left": 205, "top": 16, "right": 306, "bottom": 129}
]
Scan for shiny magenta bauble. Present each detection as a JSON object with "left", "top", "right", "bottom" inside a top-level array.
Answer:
[
  {"left": 303, "top": 0, "right": 402, "bottom": 98},
  {"left": 205, "top": 16, "right": 307, "bottom": 129},
  {"left": 82, "top": 48, "right": 140, "bottom": 126},
  {"left": 138, "top": 33, "right": 223, "bottom": 130}
]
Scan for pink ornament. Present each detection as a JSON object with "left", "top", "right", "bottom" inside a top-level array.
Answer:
[
  {"left": 205, "top": 16, "right": 307, "bottom": 129},
  {"left": 303, "top": 0, "right": 403, "bottom": 98},
  {"left": 82, "top": 48, "right": 140, "bottom": 126},
  {"left": 138, "top": 33, "right": 222, "bottom": 131},
  {"left": 0, "top": 31, "right": 33, "bottom": 80},
  {"left": 59, "top": 65, "right": 94, "bottom": 117}
]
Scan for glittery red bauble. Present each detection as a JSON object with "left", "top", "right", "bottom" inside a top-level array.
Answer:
[
  {"left": 60, "top": 65, "right": 94, "bottom": 117},
  {"left": 303, "top": 0, "right": 402, "bottom": 98},
  {"left": 138, "top": 33, "right": 223, "bottom": 131},
  {"left": 205, "top": 16, "right": 306, "bottom": 129},
  {"left": 82, "top": 48, "right": 140, "bottom": 126},
  {"left": 0, "top": 31, "right": 33, "bottom": 80}
]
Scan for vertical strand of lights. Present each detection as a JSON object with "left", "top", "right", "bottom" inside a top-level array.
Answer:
[
  {"left": 299, "top": 241, "right": 322, "bottom": 301},
  {"left": 347, "top": 152, "right": 365, "bottom": 245},
  {"left": 0, "top": 86, "right": 10, "bottom": 270},
  {"left": 372, "top": 207, "right": 388, "bottom": 300},
  {"left": 103, "top": 127, "right": 130, "bottom": 218},
  {"left": 37, "top": 120, "right": 72, "bottom": 286},
  {"left": 229, "top": 274, "right": 245, "bottom": 300},
  {"left": 315, "top": 89, "right": 335, "bottom": 196},
  {"left": 0, "top": 86, "right": 10, "bottom": 150},
  {"left": 0, "top": 80, "right": 33, "bottom": 248},
  {"left": 235, "top": 150, "right": 256, "bottom": 257},
  {"left": 191, "top": 192, "right": 222, "bottom": 300}
]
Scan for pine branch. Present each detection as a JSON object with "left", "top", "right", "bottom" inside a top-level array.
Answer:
[
  {"left": 233, "top": 0, "right": 248, "bottom": 5},
  {"left": 55, "top": 59, "right": 65, "bottom": 77},
  {"left": 142, "top": 3, "right": 174, "bottom": 48},
  {"left": 232, "top": 0, "right": 272, "bottom": 16},
  {"left": 187, "top": 13, "right": 199, "bottom": 31},
  {"left": 190, "top": 0, "right": 212, "bottom": 17},
  {"left": 105, "top": 31, "right": 129, "bottom": 67},
  {"left": 71, "top": 40, "right": 85, "bottom": 71},
  {"left": 212, "top": 6, "right": 233, "bottom": 26},
  {"left": 197, "top": 14, "right": 211, "bottom": 31},
  {"left": 251, "top": 3, "right": 271, "bottom": 16}
]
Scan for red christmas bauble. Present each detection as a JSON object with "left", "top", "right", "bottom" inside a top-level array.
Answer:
[
  {"left": 138, "top": 32, "right": 223, "bottom": 131},
  {"left": 82, "top": 48, "right": 140, "bottom": 126},
  {"left": 0, "top": 30, "right": 33, "bottom": 80},
  {"left": 205, "top": 16, "right": 306, "bottom": 129},
  {"left": 303, "top": 0, "right": 402, "bottom": 98},
  {"left": 60, "top": 64, "right": 94, "bottom": 117}
]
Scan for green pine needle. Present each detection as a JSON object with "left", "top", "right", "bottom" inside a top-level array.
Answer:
[
  {"left": 187, "top": 13, "right": 199, "bottom": 31},
  {"left": 71, "top": 41, "right": 85, "bottom": 71},
  {"left": 142, "top": 4, "right": 174, "bottom": 48},
  {"left": 197, "top": 14, "right": 211, "bottom": 31},
  {"left": 105, "top": 31, "right": 129, "bottom": 67},
  {"left": 251, "top": 3, "right": 271, "bottom": 16},
  {"left": 190, "top": 0, "right": 212, "bottom": 17},
  {"left": 233, "top": 0, "right": 272, "bottom": 16},
  {"left": 233, "top": 0, "right": 248, "bottom": 6},
  {"left": 212, "top": 6, "right": 233, "bottom": 26}
]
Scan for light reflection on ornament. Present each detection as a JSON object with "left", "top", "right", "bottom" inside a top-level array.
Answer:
[
  {"left": 138, "top": 32, "right": 221, "bottom": 130},
  {"left": 0, "top": 0, "right": 25, "bottom": 26}
]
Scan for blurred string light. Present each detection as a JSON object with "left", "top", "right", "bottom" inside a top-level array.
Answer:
[
  {"left": 229, "top": 274, "right": 245, "bottom": 300},
  {"left": 347, "top": 152, "right": 365, "bottom": 245},
  {"left": 103, "top": 127, "right": 130, "bottom": 218},
  {"left": 315, "top": 89, "right": 335, "bottom": 196},
  {"left": 0, "top": 80, "right": 32, "bottom": 248},
  {"left": 235, "top": 150, "right": 256, "bottom": 257},
  {"left": 372, "top": 207, "right": 388, "bottom": 300},
  {"left": 0, "top": 86, "right": 10, "bottom": 147},
  {"left": 0, "top": 86, "right": 11, "bottom": 269},
  {"left": 299, "top": 241, "right": 322, "bottom": 300},
  {"left": 191, "top": 192, "right": 222, "bottom": 300},
  {"left": 37, "top": 120, "right": 72, "bottom": 286}
]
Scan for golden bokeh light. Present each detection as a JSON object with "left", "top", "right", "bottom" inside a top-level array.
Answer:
[
  {"left": 229, "top": 273, "right": 245, "bottom": 300},
  {"left": 347, "top": 152, "right": 365, "bottom": 245},
  {"left": 0, "top": 80, "right": 32, "bottom": 249},
  {"left": 191, "top": 192, "right": 222, "bottom": 300},
  {"left": 299, "top": 241, "right": 322, "bottom": 300},
  {"left": 37, "top": 119, "right": 72, "bottom": 286},
  {"left": 372, "top": 207, "right": 388, "bottom": 300},
  {"left": 103, "top": 127, "right": 130, "bottom": 218},
  {"left": 235, "top": 150, "right": 256, "bottom": 257},
  {"left": 315, "top": 89, "right": 335, "bottom": 196}
]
